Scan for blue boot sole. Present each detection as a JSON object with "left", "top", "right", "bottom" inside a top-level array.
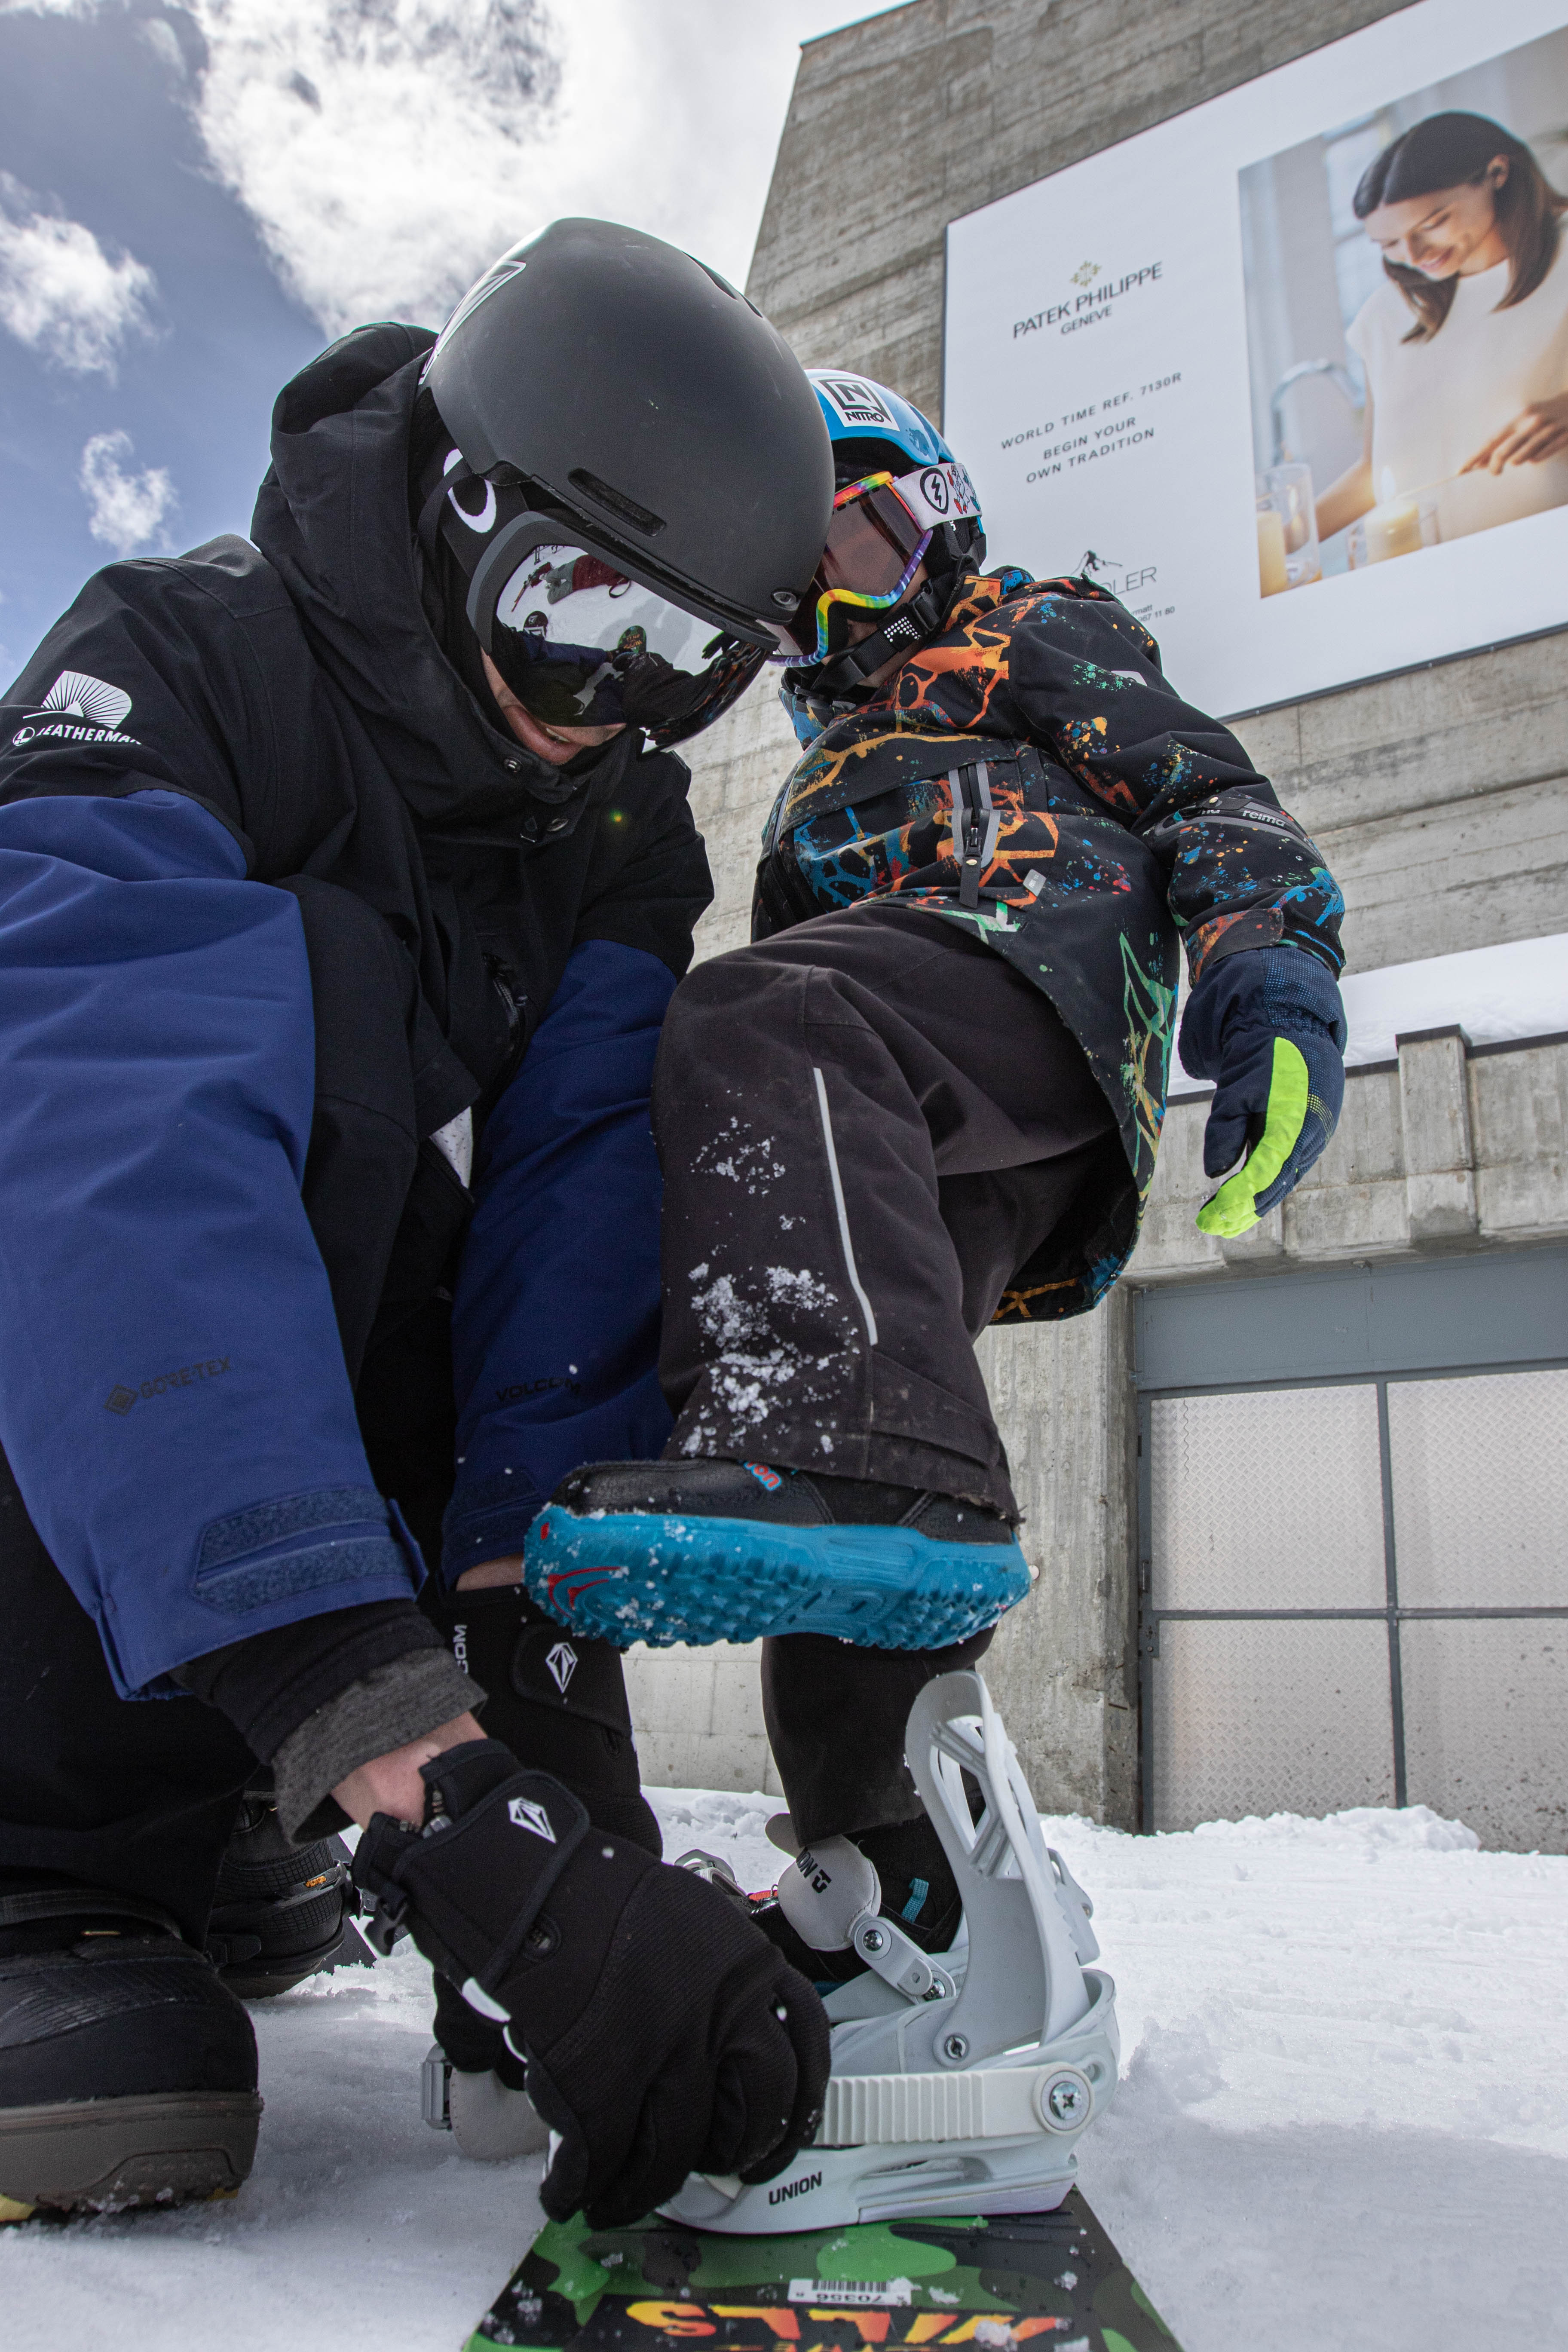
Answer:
[{"left": 522, "top": 1510, "right": 1032, "bottom": 1649}]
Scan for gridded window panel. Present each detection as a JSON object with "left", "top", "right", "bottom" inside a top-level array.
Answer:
[
  {"left": 1148, "top": 1618, "right": 1395, "bottom": 1832},
  {"left": 1388, "top": 1369, "right": 1568, "bottom": 1608},
  {"left": 1400, "top": 1618, "right": 1568, "bottom": 1855},
  {"left": 1148, "top": 1385, "right": 1386, "bottom": 1611}
]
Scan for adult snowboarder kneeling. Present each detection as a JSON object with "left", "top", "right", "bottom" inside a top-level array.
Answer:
[
  {"left": 0, "top": 221, "right": 833, "bottom": 2224},
  {"left": 528, "top": 368, "right": 1348, "bottom": 1982}
]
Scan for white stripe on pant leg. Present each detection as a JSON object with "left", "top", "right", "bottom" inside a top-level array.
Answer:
[{"left": 812, "top": 1063, "right": 879, "bottom": 1348}]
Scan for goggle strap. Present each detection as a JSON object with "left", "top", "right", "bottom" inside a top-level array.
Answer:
[
  {"left": 808, "top": 574, "right": 950, "bottom": 692},
  {"left": 836, "top": 462, "right": 982, "bottom": 532}
]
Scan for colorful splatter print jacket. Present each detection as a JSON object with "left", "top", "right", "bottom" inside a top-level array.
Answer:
[{"left": 753, "top": 567, "right": 1344, "bottom": 1323}]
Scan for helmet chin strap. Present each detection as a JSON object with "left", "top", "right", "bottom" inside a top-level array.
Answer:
[{"left": 807, "top": 574, "right": 950, "bottom": 696}]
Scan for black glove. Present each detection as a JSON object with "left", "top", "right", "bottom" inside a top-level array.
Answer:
[
  {"left": 421, "top": 1580, "right": 662, "bottom": 1856},
  {"left": 353, "top": 1740, "right": 828, "bottom": 2226},
  {"left": 1179, "top": 943, "right": 1347, "bottom": 1237}
]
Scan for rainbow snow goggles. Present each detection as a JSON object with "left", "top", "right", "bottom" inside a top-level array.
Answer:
[{"left": 781, "top": 459, "right": 982, "bottom": 662}]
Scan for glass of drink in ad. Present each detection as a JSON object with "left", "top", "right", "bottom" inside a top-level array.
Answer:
[
  {"left": 1266, "top": 462, "right": 1320, "bottom": 587},
  {"left": 1256, "top": 478, "right": 1289, "bottom": 596},
  {"left": 1348, "top": 475, "right": 1441, "bottom": 568}
]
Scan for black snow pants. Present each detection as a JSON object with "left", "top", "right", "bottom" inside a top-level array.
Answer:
[{"left": 651, "top": 900, "right": 1122, "bottom": 1843}]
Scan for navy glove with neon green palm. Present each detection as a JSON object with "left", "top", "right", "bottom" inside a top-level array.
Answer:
[{"left": 1179, "top": 944, "right": 1347, "bottom": 1237}]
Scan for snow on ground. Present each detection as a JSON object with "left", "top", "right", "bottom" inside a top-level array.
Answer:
[{"left": 7, "top": 1788, "right": 1568, "bottom": 2351}]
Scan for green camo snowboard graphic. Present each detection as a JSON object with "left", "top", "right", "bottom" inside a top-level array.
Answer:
[{"left": 466, "top": 2194, "right": 1181, "bottom": 2352}]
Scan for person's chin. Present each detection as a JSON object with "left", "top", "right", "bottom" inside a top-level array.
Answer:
[{"left": 504, "top": 704, "right": 583, "bottom": 766}]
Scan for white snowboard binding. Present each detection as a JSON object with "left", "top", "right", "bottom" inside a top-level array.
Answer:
[
  {"left": 661, "top": 1668, "right": 1118, "bottom": 2233},
  {"left": 421, "top": 2046, "right": 550, "bottom": 2161}
]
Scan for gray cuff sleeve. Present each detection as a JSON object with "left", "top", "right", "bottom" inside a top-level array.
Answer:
[{"left": 273, "top": 1648, "right": 482, "bottom": 1841}]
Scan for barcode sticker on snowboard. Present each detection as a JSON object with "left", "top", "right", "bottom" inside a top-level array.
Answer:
[{"left": 788, "top": 2278, "right": 915, "bottom": 2305}]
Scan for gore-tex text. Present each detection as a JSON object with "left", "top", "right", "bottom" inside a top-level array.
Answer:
[{"left": 105, "top": 1356, "right": 231, "bottom": 1414}]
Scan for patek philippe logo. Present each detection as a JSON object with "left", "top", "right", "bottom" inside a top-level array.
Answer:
[
  {"left": 1072, "top": 260, "right": 1101, "bottom": 288},
  {"left": 508, "top": 1796, "right": 557, "bottom": 1842},
  {"left": 545, "top": 1642, "right": 579, "bottom": 1696}
]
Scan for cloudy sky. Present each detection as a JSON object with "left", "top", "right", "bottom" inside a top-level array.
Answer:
[{"left": 0, "top": 0, "right": 900, "bottom": 683}]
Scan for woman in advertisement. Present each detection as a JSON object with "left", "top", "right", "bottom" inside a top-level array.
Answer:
[{"left": 1315, "top": 110, "right": 1568, "bottom": 551}]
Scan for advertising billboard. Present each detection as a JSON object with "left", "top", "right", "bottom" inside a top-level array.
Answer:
[{"left": 943, "top": 0, "right": 1568, "bottom": 716}]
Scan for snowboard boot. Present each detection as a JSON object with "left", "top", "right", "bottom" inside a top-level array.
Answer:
[
  {"left": 692, "top": 1813, "right": 966, "bottom": 1994},
  {"left": 204, "top": 1786, "right": 372, "bottom": 1998},
  {"left": 0, "top": 1888, "right": 261, "bottom": 2221},
  {"left": 525, "top": 1460, "right": 1031, "bottom": 1649}
]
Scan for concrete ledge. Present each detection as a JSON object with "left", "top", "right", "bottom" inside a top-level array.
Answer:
[{"left": 1130, "top": 1033, "right": 1568, "bottom": 1284}]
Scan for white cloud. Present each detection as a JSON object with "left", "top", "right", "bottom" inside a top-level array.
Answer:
[
  {"left": 79, "top": 430, "right": 177, "bottom": 555},
  {"left": 174, "top": 0, "right": 563, "bottom": 337},
  {"left": 0, "top": 3, "right": 900, "bottom": 334},
  {"left": 0, "top": 175, "right": 157, "bottom": 376},
  {"left": 138, "top": 14, "right": 187, "bottom": 76}
]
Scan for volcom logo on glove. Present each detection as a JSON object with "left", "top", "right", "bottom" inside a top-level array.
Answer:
[
  {"left": 545, "top": 1642, "right": 579, "bottom": 1696},
  {"left": 508, "top": 1796, "right": 557, "bottom": 1842}
]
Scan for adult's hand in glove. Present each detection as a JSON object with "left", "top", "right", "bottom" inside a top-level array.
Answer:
[
  {"left": 353, "top": 1740, "right": 828, "bottom": 2226},
  {"left": 1179, "top": 944, "right": 1347, "bottom": 1237}
]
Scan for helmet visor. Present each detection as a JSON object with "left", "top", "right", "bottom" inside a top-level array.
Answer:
[
  {"left": 488, "top": 543, "right": 766, "bottom": 742},
  {"left": 781, "top": 461, "right": 981, "bottom": 661}
]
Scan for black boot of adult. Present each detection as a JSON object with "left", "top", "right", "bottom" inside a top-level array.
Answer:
[
  {"left": 0, "top": 1889, "right": 260, "bottom": 2222},
  {"left": 204, "top": 1785, "right": 373, "bottom": 2000}
]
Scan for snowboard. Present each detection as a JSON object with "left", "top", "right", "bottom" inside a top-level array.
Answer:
[{"left": 466, "top": 2194, "right": 1182, "bottom": 2352}]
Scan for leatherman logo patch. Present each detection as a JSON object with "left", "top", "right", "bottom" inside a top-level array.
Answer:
[
  {"left": 545, "top": 1642, "right": 579, "bottom": 1695},
  {"left": 508, "top": 1796, "right": 557, "bottom": 1841},
  {"left": 14, "top": 670, "right": 140, "bottom": 751},
  {"left": 104, "top": 1357, "right": 230, "bottom": 1413},
  {"left": 46, "top": 671, "right": 132, "bottom": 728}
]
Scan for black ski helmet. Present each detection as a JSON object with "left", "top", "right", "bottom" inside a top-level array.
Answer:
[{"left": 419, "top": 218, "right": 834, "bottom": 745}]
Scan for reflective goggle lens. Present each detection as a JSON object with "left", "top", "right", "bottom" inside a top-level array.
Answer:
[{"left": 488, "top": 544, "right": 763, "bottom": 739}]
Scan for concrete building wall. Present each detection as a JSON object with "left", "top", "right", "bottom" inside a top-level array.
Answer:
[
  {"left": 624, "top": 0, "right": 1568, "bottom": 1811},
  {"left": 747, "top": 0, "right": 1412, "bottom": 425}
]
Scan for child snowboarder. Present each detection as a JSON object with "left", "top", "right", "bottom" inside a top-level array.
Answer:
[{"left": 527, "top": 367, "right": 1348, "bottom": 1977}]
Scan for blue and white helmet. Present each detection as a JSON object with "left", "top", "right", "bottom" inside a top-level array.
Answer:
[
  {"left": 811, "top": 370, "right": 956, "bottom": 474},
  {"left": 776, "top": 371, "right": 986, "bottom": 715}
]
